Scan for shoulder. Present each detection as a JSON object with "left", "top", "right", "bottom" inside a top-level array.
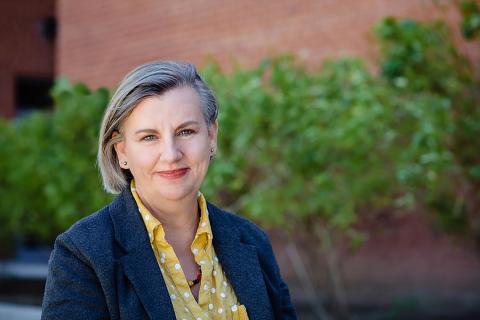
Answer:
[
  {"left": 54, "top": 204, "right": 115, "bottom": 264},
  {"left": 206, "top": 202, "right": 271, "bottom": 249},
  {"left": 61, "top": 204, "right": 112, "bottom": 241},
  {"left": 43, "top": 207, "right": 113, "bottom": 319}
]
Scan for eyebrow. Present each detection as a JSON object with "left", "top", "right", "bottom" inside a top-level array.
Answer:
[{"left": 134, "top": 120, "right": 200, "bottom": 135}]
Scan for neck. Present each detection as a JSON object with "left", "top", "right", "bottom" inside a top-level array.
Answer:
[{"left": 135, "top": 186, "right": 199, "bottom": 250}]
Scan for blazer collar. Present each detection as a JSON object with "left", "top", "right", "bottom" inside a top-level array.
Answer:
[
  {"left": 109, "top": 189, "right": 272, "bottom": 320},
  {"left": 109, "top": 188, "right": 176, "bottom": 320},
  {"left": 208, "top": 203, "right": 274, "bottom": 320}
]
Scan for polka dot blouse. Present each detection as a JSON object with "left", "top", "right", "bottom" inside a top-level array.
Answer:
[{"left": 131, "top": 180, "right": 249, "bottom": 320}]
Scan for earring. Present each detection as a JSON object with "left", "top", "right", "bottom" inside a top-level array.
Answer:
[
  {"left": 210, "top": 148, "right": 214, "bottom": 153},
  {"left": 122, "top": 161, "right": 127, "bottom": 166}
]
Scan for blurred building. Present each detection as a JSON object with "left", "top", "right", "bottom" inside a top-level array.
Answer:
[
  {"left": 56, "top": 0, "right": 478, "bottom": 89},
  {"left": 1, "top": 1, "right": 477, "bottom": 117},
  {"left": 0, "top": 0, "right": 55, "bottom": 118}
]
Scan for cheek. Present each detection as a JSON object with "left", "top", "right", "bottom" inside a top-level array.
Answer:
[
  {"left": 187, "top": 143, "right": 210, "bottom": 167},
  {"left": 125, "top": 144, "right": 158, "bottom": 171}
]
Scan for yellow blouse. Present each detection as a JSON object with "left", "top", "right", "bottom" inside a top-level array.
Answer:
[{"left": 131, "top": 181, "right": 249, "bottom": 320}]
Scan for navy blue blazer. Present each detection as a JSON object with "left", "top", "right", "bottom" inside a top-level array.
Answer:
[{"left": 41, "top": 188, "right": 297, "bottom": 319}]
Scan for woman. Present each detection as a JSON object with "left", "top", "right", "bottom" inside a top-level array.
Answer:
[{"left": 41, "top": 61, "right": 296, "bottom": 320}]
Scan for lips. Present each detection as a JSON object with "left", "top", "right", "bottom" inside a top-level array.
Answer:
[{"left": 157, "top": 168, "right": 189, "bottom": 179}]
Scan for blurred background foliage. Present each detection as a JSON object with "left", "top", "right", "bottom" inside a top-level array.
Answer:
[
  {"left": 203, "top": 11, "right": 480, "bottom": 244},
  {"left": 0, "top": 3, "right": 479, "bottom": 250},
  {"left": 0, "top": 81, "right": 113, "bottom": 242}
]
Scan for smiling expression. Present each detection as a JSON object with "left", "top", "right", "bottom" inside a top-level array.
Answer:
[{"left": 114, "top": 85, "right": 217, "bottom": 205}]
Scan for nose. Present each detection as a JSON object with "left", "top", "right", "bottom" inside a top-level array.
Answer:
[{"left": 159, "top": 138, "right": 182, "bottom": 162}]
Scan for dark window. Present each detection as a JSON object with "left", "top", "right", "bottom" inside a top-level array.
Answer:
[
  {"left": 40, "top": 16, "right": 57, "bottom": 42},
  {"left": 15, "top": 77, "right": 53, "bottom": 116}
]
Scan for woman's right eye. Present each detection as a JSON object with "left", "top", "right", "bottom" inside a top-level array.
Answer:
[{"left": 142, "top": 135, "right": 156, "bottom": 142}]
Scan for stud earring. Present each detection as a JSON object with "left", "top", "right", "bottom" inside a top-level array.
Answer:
[{"left": 123, "top": 161, "right": 127, "bottom": 166}]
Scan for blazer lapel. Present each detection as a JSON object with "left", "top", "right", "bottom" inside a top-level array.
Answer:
[
  {"left": 109, "top": 189, "right": 175, "bottom": 320},
  {"left": 120, "top": 246, "right": 175, "bottom": 320},
  {"left": 208, "top": 203, "right": 273, "bottom": 320}
]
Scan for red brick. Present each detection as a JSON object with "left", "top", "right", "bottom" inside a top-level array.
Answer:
[{"left": 57, "top": 0, "right": 480, "bottom": 89}]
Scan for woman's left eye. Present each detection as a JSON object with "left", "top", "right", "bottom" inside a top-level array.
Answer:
[{"left": 177, "top": 129, "right": 195, "bottom": 136}]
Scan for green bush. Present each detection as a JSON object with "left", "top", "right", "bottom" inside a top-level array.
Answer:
[
  {"left": 460, "top": 0, "right": 480, "bottom": 40},
  {"left": 0, "top": 80, "right": 112, "bottom": 242},
  {"left": 376, "top": 16, "right": 480, "bottom": 237},
  {"left": 200, "top": 54, "right": 458, "bottom": 237},
  {"left": 202, "top": 58, "right": 396, "bottom": 231}
]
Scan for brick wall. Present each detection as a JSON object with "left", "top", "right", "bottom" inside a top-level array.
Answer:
[
  {"left": 269, "top": 212, "right": 480, "bottom": 315},
  {"left": 57, "top": 0, "right": 479, "bottom": 89},
  {"left": 0, "top": 0, "right": 55, "bottom": 118}
]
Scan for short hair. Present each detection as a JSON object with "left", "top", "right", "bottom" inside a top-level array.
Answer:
[{"left": 97, "top": 60, "right": 219, "bottom": 194}]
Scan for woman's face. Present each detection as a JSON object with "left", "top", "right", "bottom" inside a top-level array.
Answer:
[{"left": 114, "top": 86, "right": 217, "bottom": 204}]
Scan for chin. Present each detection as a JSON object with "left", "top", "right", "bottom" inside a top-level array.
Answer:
[{"left": 155, "top": 185, "right": 196, "bottom": 201}]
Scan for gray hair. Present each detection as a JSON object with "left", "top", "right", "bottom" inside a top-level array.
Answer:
[{"left": 97, "top": 60, "right": 219, "bottom": 194}]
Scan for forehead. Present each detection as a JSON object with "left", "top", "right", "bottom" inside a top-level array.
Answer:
[{"left": 124, "top": 86, "right": 204, "bottom": 129}]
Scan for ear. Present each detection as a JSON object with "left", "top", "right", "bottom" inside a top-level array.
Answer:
[
  {"left": 112, "top": 131, "right": 127, "bottom": 168},
  {"left": 208, "top": 120, "right": 218, "bottom": 148}
]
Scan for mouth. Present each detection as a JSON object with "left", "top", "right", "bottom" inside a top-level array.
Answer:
[{"left": 156, "top": 168, "right": 189, "bottom": 179}]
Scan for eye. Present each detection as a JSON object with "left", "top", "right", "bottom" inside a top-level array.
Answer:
[
  {"left": 177, "top": 129, "right": 196, "bottom": 136},
  {"left": 141, "top": 135, "right": 157, "bottom": 142}
]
